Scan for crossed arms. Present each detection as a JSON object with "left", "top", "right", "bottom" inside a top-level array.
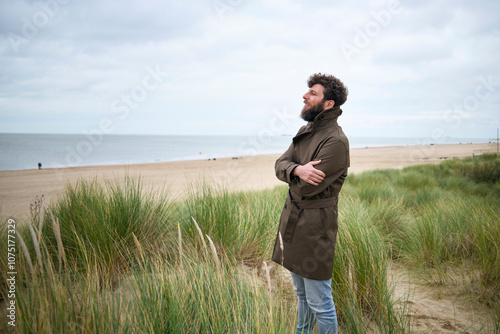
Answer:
[{"left": 275, "top": 138, "right": 348, "bottom": 198}]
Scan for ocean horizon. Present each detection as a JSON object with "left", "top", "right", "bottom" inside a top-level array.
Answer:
[{"left": 0, "top": 133, "right": 491, "bottom": 171}]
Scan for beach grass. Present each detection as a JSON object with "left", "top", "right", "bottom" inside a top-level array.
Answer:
[
  {"left": 345, "top": 153, "right": 500, "bottom": 331},
  {"left": 333, "top": 195, "right": 410, "bottom": 333},
  {"left": 1, "top": 153, "right": 499, "bottom": 333},
  {"left": 11, "top": 242, "right": 295, "bottom": 333},
  {"left": 38, "top": 176, "right": 177, "bottom": 282},
  {"left": 181, "top": 180, "right": 282, "bottom": 264}
]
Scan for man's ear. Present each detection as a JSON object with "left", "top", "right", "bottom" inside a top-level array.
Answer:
[{"left": 324, "top": 100, "right": 335, "bottom": 109}]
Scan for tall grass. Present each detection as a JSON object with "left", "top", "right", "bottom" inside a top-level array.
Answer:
[
  {"left": 12, "top": 245, "right": 296, "bottom": 333},
  {"left": 6, "top": 196, "right": 295, "bottom": 333},
  {"left": 181, "top": 180, "right": 283, "bottom": 264},
  {"left": 334, "top": 196, "right": 409, "bottom": 333},
  {"left": 41, "top": 176, "right": 177, "bottom": 281},
  {"left": 128, "top": 253, "right": 293, "bottom": 333},
  {"left": 344, "top": 153, "right": 500, "bottom": 330}
]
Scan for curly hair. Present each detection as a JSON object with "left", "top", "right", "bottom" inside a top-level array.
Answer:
[{"left": 307, "top": 73, "right": 348, "bottom": 106}]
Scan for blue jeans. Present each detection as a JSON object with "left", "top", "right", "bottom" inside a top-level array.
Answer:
[{"left": 290, "top": 272, "right": 338, "bottom": 334}]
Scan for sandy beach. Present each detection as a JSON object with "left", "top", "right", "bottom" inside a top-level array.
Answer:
[{"left": 0, "top": 142, "right": 496, "bottom": 221}]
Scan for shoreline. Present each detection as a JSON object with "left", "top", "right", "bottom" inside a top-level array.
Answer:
[
  {"left": 0, "top": 136, "right": 493, "bottom": 172},
  {"left": 1, "top": 142, "right": 496, "bottom": 221}
]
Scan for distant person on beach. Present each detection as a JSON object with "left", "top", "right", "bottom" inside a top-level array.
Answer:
[{"left": 272, "top": 73, "right": 349, "bottom": 334}]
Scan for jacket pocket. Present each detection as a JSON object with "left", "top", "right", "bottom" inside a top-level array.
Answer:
[{"left": 302, "top": 208, "right": 325, "bottom": 236}]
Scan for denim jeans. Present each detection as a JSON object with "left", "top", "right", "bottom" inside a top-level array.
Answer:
[{"left": 290, "top": 272, "right": 338, "bottom": 334}]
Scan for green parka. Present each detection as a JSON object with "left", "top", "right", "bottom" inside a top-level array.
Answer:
[{"left": 271, "top": 106, "right": 349, "bottom": 280}]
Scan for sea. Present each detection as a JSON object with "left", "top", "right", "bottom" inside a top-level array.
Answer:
[{"left": 0, "top": 133, "right": 491, "bottom": 171}]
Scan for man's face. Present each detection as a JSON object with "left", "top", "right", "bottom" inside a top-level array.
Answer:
[{"left": 301, "top": 84, "right": 326, "bottom": 122}]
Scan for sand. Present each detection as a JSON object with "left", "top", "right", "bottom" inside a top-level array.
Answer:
[{"left": 1, "top": 142, "right": 496, "bottom": 221}]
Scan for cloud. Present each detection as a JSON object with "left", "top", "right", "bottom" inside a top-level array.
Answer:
[{"left": 0, "top": 0, "right": 499, "bottom": 138}]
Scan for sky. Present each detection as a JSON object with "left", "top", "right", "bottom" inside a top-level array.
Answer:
[{"left": 0, "top": 0, "right": 499, "bottom": 139}]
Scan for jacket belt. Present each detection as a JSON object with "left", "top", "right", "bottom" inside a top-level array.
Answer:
[
  {"left": 283, "top": 196, "right": 337, "bottom": 242},
  {"left": 292, "top": 197, "right": 336, "bottom": 209}
]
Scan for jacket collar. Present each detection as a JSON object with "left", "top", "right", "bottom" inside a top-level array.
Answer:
[
  {"left": 308, "top": 106, "right": 342, "bottom": 130},
  {"left": 294, "top": 106, "right": 343, "bottom": 142}
]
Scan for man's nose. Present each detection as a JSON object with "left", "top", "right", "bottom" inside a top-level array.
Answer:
[{"left": 303, "top": 92, "right": 308, "bottom": 100}]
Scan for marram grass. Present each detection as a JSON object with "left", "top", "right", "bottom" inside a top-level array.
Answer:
[
  {"left": 344, "top": 153, "right": 500, "bottom": 330},
  {"left": 6, "top": 197, "right": 296, "bottom": 333},
  {"left": 334, "top": 196, "right": 409, "bottom": 333},
  {"left": 41, "top": 176, "right": 177, "bottom": 281},
  {"left": 181, "top": 179, "right": 283, "bottom": 265},
  {"left": 12, "top": 245, "right": 296, "bottom": 333}
]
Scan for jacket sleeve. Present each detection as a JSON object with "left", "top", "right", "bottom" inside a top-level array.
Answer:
[
  {"left": 289, "top": 138, "right": 348, "bottom": 198},
  {"left": 275, "top": 141, "right": 300, "bottom": 184}
]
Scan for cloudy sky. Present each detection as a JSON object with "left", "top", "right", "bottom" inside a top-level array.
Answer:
[{"left": 1, "top": 0, "right": 499, "bottom": 139}]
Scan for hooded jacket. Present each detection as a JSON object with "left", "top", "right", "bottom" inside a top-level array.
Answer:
[{"left": 271, "top": 106, "right": 349, "bottom": 280}]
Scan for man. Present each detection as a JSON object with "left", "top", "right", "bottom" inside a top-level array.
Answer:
[{"left": 272, "top": 73, "right": 349, "bottom": 334}]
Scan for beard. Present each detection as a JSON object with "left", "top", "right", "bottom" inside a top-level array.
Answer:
[{"left": 301, "top": 100, "right": 325, "bottom": 122}]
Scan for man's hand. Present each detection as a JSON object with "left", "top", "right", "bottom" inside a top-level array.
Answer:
[{"left": 293, "top": 160, "right": 325, "bottom": 186}]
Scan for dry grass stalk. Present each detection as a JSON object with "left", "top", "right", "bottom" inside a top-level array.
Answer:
[
  {"left": 15, "top": 230, "right": 34, "bottom": 276},
  {"left": 28, "top": 223, "right": 43, "bottom": 272},
  {"left": 38, "top": 195, "right": 44, "bottom": 235},
  {"left": 205, "top": 234, "right": 220, "bottom": 266},
  {"left": 50, "top": 211, "right": 66, "bottom": 269},
  {"left": 191, "top": 217, "right": 208, "bottom": 251},
  {"left": 178, "top": 222, "right": 183, "bottom": 268},
  {"left": 279, "top": 231, "right": 284, "bottom": 265},
  {"left": 263, "top": 261, "right": 272, "bottom": 294}
]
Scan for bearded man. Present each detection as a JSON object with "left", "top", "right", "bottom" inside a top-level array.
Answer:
[{"left": 272, "top": 73, "right": 349, "bottom": 334}]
